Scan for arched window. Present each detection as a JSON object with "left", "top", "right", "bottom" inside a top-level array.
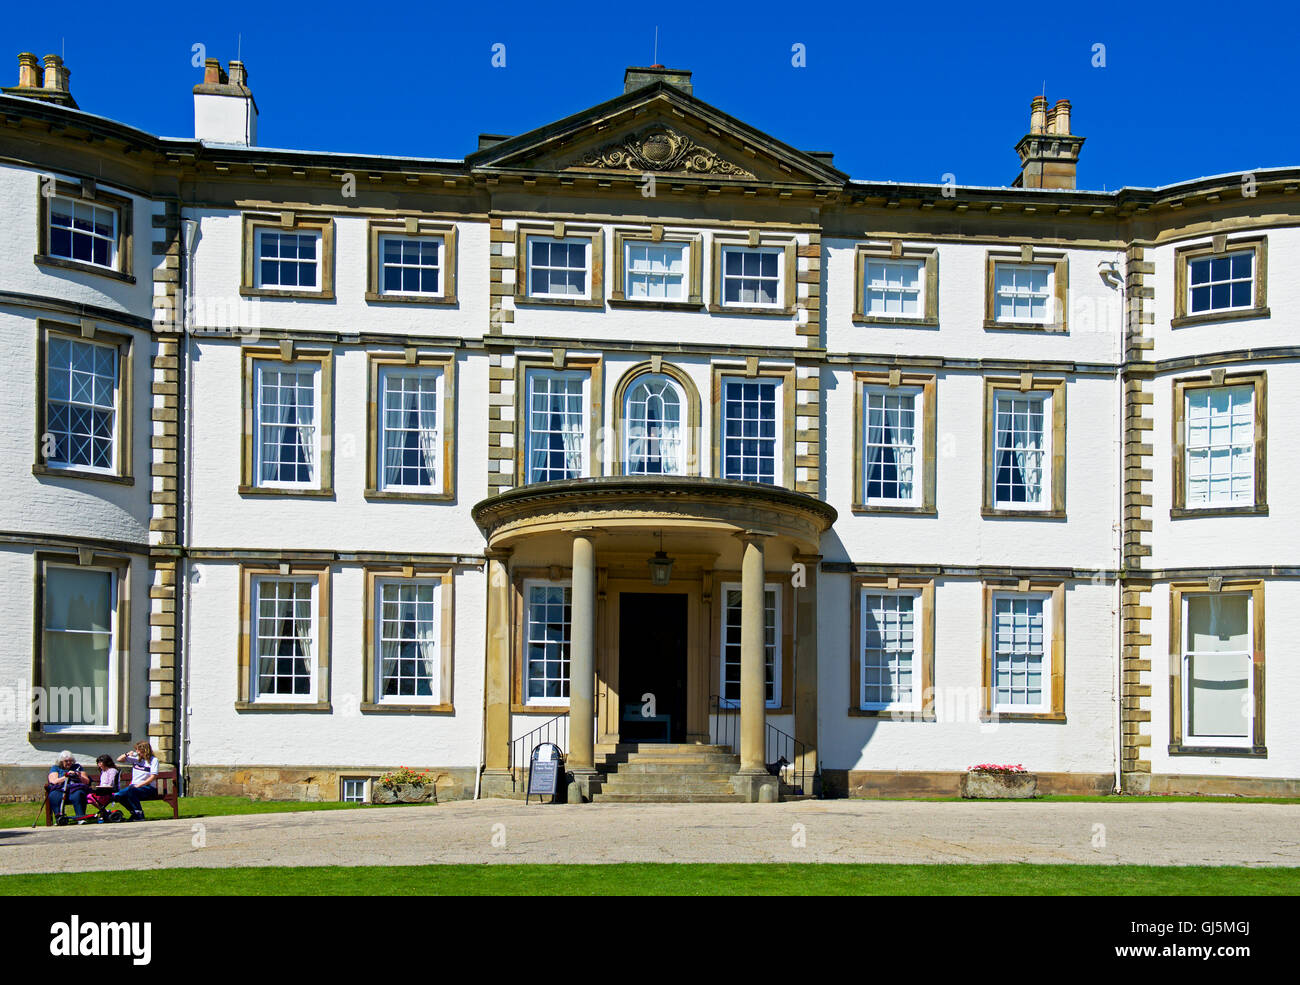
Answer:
[{"left": 623, "top": 374, "right": 686, "bottom": 475}]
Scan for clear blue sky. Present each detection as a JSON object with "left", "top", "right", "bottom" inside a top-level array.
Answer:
[{"left": 6, "top": 1, "right": 1296, "bottom": 190}]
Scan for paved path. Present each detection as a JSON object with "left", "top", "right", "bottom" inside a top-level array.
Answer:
[{"left": 2, "top": 799, "right": 1298, "bottom": 874}]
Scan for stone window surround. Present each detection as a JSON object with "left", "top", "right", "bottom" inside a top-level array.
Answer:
[
  {"left": 981, "top": 374, "right": 1067, "bottom": 519},
  {"left": 236, "top": 563, "right": 332, "bottom": 712},
  {"left": 240, "top": 211, "right": 336, "bottom": 301},
  {"left": 609, "top": 225, "right": 704, "bottom": 310},
  {"left": 709, "top": 572, "right": 794, "bottom": 714},
  {"left": 34, "top": 177, "right": 136, "bottom": 284},
  {"left": 1172, "top": 234, "right": 1269, "bottom": 328},
  {"left": 513, "top": 221, "right": 605, "bottom": 309},
  {"left": 980, "top": 579, "right": 1066, "bottom": 723},
  {"left": 29, "top": 549, "right": 133, "bottom": 743},
  {"left": 510, "top": 567, "right": 573, "bottom": 714},
  {"left": 365, "top": 350, "right": 458, "bottom": 501},
  {"left": 708, "top": 231, "right": 799, "bottom": 316},
  {"left": 852, "top": 241, "right": 939, "bottom": 327},
  {"left": 983, "top": 247, "right": 1069, "bottom": 333},
  {"left": 513, "top": 352, "right": 605, "bottom": 486},
  {"left": 365, "top": 218, "right": 459, "bottom": 305},
  {"left": 32, "top": 318, "right": 136, "bottom": 486},
  {"left": 1170, "top": 371, "right": 1267, "bottom": 518},
  {"left": 360, "top": 565, "right": 455, "bottom": 713},
  {"left": 239, "top": 343, "right": 335, "bottom": 497},
  {"left": 710, "top": 363, "right": 797, "bottom": 488},
  {"left": 851, "top": 370, "right": 937, "bottom": 515},
  {"left": 1167, "top": 579, "right": 1267, "bottom": 757},
  {"left": 609, "top": 359, "right": 702, "bottom": 477},
  {"left": 848, "top": 576, "right": 935, "bottom": 720}
]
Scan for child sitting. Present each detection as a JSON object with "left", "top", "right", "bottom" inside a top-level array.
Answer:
[{"left": 86, "top": 755, "right": 119, "bottom": 815}]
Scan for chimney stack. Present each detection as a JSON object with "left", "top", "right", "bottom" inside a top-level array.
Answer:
[
  {"left": 623, "top": 66, "right": 693, "bottom": 96},
  {"left": 1014, "top": 96, "right": 1084, "bottom": 189},
  {"left": 193, "top": 57, "right": 258, "bottom": 145},
  {"left": 3, "top": 51, "right": 78, "bottom": 107}
]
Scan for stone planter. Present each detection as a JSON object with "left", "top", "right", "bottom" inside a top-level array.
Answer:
[
  {"left": 960, "top": 770, "right": 1038, "bottom": 799},
  {"left": 370, "top": 782, "right": 434, "bottom": 805}
]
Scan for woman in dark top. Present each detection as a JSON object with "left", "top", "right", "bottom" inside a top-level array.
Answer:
[{"left": 47, "top": 751, "right": 89, "bottom": 820}]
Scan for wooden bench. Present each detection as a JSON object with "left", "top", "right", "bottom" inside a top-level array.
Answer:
[{"left": 44, "top": 767, "right": 180, "bottom": 827}]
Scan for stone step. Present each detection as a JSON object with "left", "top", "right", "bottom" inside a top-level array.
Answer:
[
  {"left": 615, "top": 743, "right": 735, "bottom": 754},
  {"left": 601, "top": 773, "right": 738, "bottom": 789},
  {"left": 614, "top": 761, "right": 738, "bottom": 774},
  {"left": 592, "top": 792, "right": 745, "bottom": 804},
  {"left": 621, "top": 754, "right": 741, "bottom": 766}
]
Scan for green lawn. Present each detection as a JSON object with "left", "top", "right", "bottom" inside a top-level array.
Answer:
[{"left": 2, "top": 863, "right": 1297, "bottom": 896}]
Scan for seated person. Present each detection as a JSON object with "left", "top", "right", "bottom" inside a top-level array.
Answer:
[
  {"left": 86, "top": 755, "right": 120, "bottom": 816},
  {"left": 47, "top": 751, "right": 89, "bottom": 820},
  {"left": 114, "top": 741, "right": 160, "bottom": 822}
]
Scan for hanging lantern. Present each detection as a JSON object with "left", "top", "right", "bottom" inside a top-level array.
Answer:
[{"left": 647, "top": 531, "right": 674, "bottom": 585}]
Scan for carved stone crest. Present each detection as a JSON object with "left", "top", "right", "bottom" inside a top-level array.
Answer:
[{"left": 570, "top": 125, "right": 755, "bottom": 178}]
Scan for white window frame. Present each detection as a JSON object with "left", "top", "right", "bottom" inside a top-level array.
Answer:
[
  {"left": 373, "top": 576, "right": 442, "bottom": 705},
  {"left": 526, "top": 236, "right": 591, "bottom": 300},
  {"left": 340, "top": 778, "right": 370, "bottom": 803},
  {"left": 524, "top": 368, "right": 590, "bottom": 484},
  {"left": 623, "top": 240, "right": 688, "bottom": 302},
  {"left": 864, "top": 258, "right": 925, "bottom": 319},
  {"left": 254, "top": 360, "right": 323, "bottom": 490},
  {"left": 1187, "top": 250, "right": 1255, "bottom": 316},
  {"left": 991, "top": 388, "right": 1051, "bottom": 511},
  {"left": 990, "top": 591, "right": 1052, "bottom": 715},
  {"left": 47, "top": 195, "right": 119, "bottom": 271},
  {"left": 720, "top": 376, "right": 783, "bottom": 485},
  {"left": 250, "top": 575, "right": 319, "bottom": 704},
  {"left": 862, "top": 385, "right": 923, "bottom": 507},
  {"left": 254, "top": 227, "right": 323, "bottom": 293},
  {"left": 41, "top": 563, "right": 119, "bottom": 734},
  {"left": 622, "top": 372, "right": 687, "bottom": 476},
  {"left": 993, "top": 262, "right": 1054, "bottom": 325},
  {"left": 718, "top": 582, "right": 782, "bottom": 710},
  {"left": 377, "top": 233, "right": 444, "bottom": 298},
  {"left": 45, "top": 334, "right": 120, "bottom": 475},
  {"left": 719, "top": 245, "right": 784, "bottom": 309},
  {"left": 1182, "top": 593, "right": 1255, "bottom": 749},
  {"left": 1184, "top": 384, "right": 1255, "bottom": 508},
  {"left": 377, "top": 365, "right": 443, "bottom": 492},
  {"left": 858, "top": 588, "right": 922, "bottom": 713},
  {"left": 523, "top": 579, "right": 572, "bottom": 707}
]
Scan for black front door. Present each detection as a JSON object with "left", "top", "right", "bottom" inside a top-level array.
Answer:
[{"left": 618, "top": 593, "right": 688, "bottom": 743}]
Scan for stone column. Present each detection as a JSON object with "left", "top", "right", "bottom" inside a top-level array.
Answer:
[
  {"left": 793, "top": 553, "right": 821, "bottom": 785},
  {"left": 568, "top": 532, "right": 597, "bottom": 783},
  {"left": 480, "top": 548, "right": 513, "bottom": 795},
  {"left": 739, "top": 533, "right": 768, "bottom": 774}
]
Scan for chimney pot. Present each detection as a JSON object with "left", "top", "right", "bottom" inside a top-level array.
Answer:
[
  {"left": 203, "top": 58, "right": 224, "bottom": 85},
  {"left": 1052, "top": 98, "right": 1071, "bottom": 135},
  {"left": 228, "top": 60, "right": 248, "bottom": 89},
  {"left": 42, "top": 53, "right": 69, "bottom": 92},
  {"left": 16, "top": 52, "right": 40, "bottom": 89},
  {"left": 1030, "top": 95, "right": 1048, "bottom": 134}
]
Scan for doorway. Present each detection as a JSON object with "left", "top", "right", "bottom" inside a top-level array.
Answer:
[{"left": 618, "top": 593, "right": 688, "bottom": 743}]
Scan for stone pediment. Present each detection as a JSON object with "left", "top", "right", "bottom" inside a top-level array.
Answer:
[
  {"left": 566, "top": 124, "right": 755, "bottom": 178},
  {"left": 467, "top": 82, "right": 845, "bottom": 187}
]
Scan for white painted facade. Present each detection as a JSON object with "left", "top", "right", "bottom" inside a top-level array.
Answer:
[{"left": 1, "top": 59, "right": 1296, "bottom": 799}]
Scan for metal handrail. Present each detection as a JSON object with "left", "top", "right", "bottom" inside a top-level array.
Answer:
[
  {"left": 509, "top": 714, "right": 569, "bottom": 791},
  {"left": 709, "top": 694, "right": 818, "bottom": 797}
]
